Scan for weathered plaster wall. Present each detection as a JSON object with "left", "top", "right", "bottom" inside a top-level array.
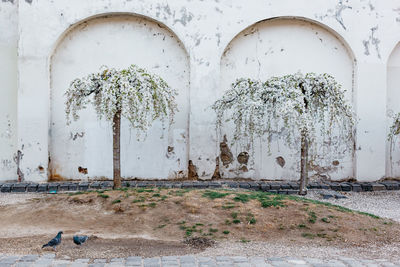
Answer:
[
  {"left": 220, "top": 18, "right": 355, "bottom": 181},
  {"left": 0, "top": 1, "right": 17, "bottom": 180},
  {"left": 387, "top": 42, "right": 400, "bottom": 177},
  {"left": 50, "top": 15, "right": 189, "bottom": 180},
  {"left": 1, "top": 0, "right": 399, "bottom": 182}
]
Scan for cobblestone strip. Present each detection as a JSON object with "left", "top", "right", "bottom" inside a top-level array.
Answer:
[
  {"left": 0, "top": 255, "right": 400, "bottom": 267},
  {"left": 1, "top": 180, "right": 400, "bottom": 194}
]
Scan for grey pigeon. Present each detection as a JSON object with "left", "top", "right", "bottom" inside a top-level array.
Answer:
[
  {"left": 73, "top": 235, "right": 88, "bottom": 245},
  {"left": 42, "top": 231, "right": 63, "bottom": 250}
]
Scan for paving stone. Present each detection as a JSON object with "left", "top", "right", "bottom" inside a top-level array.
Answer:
[
  {"left": 0, "top": 184, "right": 12, "bottom": 193},
  {"left": 93, "top": 259, "right": 107, "bottom": 263},
  {"left": 37, "top": 184, "right": 48, "bottom": 192},
  {"left": 19, "top": 255, "right": 38, "bottom": 262},
  {"left": 288, "top": 182, "right": 300, "bottom": 190},
  {"left": 11, "top": 183, "right": 28, "bottom": 192},
  {"left": 180, "top": 256, "right": 196, "bottom": 264},
  {"left": 88, "top": 264, "right": 105, "bottom": 267},
  {"left": 327, "top": 182, "right": 341, "bottom": 191},
  {"left": 198, "top": 257, "right": 214, "bottom": 263},
  {"left": 193, "top": 182, "right": 207, "bottom": 189},
  {"left": 286, "top": 190, "right": 298, "bottom": 195},
  {"left": 79, "top": 182, "right": 89, "bottom": 191},
  {"left": 90, "top": 182, "right": 102, "bottom": 189},
  {"left": 215, "top": 256, "right": 232, "bottom": 262},
  {"left": 360, "top": 183, "right": 373, "bottom": 192},
  {"left": 15, "top": 263, "right": 33, "bottom": 267},
  {"left": 171, "top": 183, "right": 182, "bottom": 188},
  {"left": 308, "top": 183, "right": 321, "bottom": 189},
  {"left": 26, "top": 183, "right": 38, "bottom": 192},
  {"left": 267, "top": 190, "right": 278, "bottom": 194},
  {"left": 248, "top": 182, "right": 260, "bottom": 190},
  {"left": 182, "top": 182, "right": 194, "bottom": 188},
  {"left": 209, "top": 182, "right": 221, "bottom": 188},
  {"left": 339, "top": 183, "right": 352, "bottom": 192},
  {"left": 69, "top": 183, "right": 79, "bottom": 191},
  {"left": 268, "top": 183, "right": 281, "bottom": 190},
  {"left": 239, "top": 182, "right": 251, "bottom": 189},
  {"left": 260, "top": 183, "right": 271, "bottom": 191},
  {"left": 0, "top": 256, "right": 20, "bottom": 264},
  {"left": 58, "top": 183, "right": 70, "bottom": 191},
  {"left": 280, "top": 183, "right": 291, "bottom": 190},
  {"left": 235, "top": 263, "right": 251, "bottom": 267},
  {"left": 143, "top": 257, "right": 160, "bottom": 267},
  {"left": 350, "top": 183, "right": 362, "bottom": 192},
  {"left": 48, "top": 183, "right": 59, "bottom": 192},
  {"left": 100, "top": 181, "right": 113, "bottom": 189},
  {"left": 380, "top": 182, "right": 398, "bottom": 190},
  {"left": 319, "top": 184, "right": 330, "bottom": 190},
  {"left": 371, "top": 183, "right": 385, "bottom": 191},
  {"left": 333, "top": 193, "right": 347, "bottom": 199},
  {"left": 231, "top": 256, "right": 248, "bottom": 263},
  {"left": 226, "top": 181, "right": 239, "bottom": 188},
  {"left": 278, "top": 190, "right": 288, "bottom": 195}
]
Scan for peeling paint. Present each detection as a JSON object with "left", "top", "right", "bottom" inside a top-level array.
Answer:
[
  {"left": 276, "top": 156, "right": 285, "bottom": 168},
  {"left": 1, "top": 0, "right": 14, "bottom": 4},
  {"left": 219, "top": 135, "right": 233, "bottom": 167},
  {"left": 188, "top": 160, "right": 198, "bottom": 179},
  {"left": 173, "top": 7, "right": 193, "bottom": 26},
  {"left": 316, "top": 0, "right": 352, "bottom": 30},
  {"left": 25, "top": 0, "right": 32, "bottom": 4},
  {"left": 362, "top": 25, "right": 381, "bottom": 58},
  {"left": 211, "top": 157, "right": 221, "bottom": 179},
  {"left": 13, "top": 149, "right": 24, "bottom": 182},
  {"left": 78, "top": 166, "right": 88, "bottom": 174},
  {"left": 70, "top": 131, "right": 84, "bottom": 141}
]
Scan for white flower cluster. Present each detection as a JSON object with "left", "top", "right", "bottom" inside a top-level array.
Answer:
[
  {"left": 212, "top": 72, "right": 355, "bottom": 158},
  {"left": 65, "top": 64, "right": 178, "bottom": 133}
]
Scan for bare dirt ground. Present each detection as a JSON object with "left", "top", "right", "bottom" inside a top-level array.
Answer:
[{"left": 0, "top": 189, "right": 399, "bottom": 260}]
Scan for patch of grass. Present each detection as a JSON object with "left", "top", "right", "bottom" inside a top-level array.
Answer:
[
  {"left": 233, "top": 194, "right": 250, "bottom": 203},
  {"left": 112, "top": 199, "right": 121, "bottom": 204},
  {"left": 301, "top": 232, "right": 315, "bottom": 239},
  {"left": 321, "top": 217, "right": 330, "bottom": 223},
  {"left": 222, "top": 230, "right": 230, "bottom": 235},
  {"left": 233, "top": 219, "right": 241, "bottom": 224},
  {"left": 160, "top": 195, "right": 168, "bottom": 201},
  {"left": 157, "top": 224, "right": 166, "bottom": 229},
  {"left": 231, "top": 212, "right": 238, "bottom": 219},
  {"left": 152, "top": 193, "right": 161, "bottom": 197},
  {"left": 358, "top": 211, "right": 380, "bottom": 219},
  {"left": 98, "top": 194, "right": 109, "bottom": 199},
  {"left": 132, "top": 197, "right": 145, "bottom": 203},
  {"left": 225, "top": 220, "right": 231, "bottom": 225},
  {"left": 202, "top": 191, "right": 230, "bottom": 200},
  {"left": 222, "top": 204, "right": 235, "bottom": 209},
  {"left": 240, "top": 238, "right": 250, "bottom": 243},
  {"left": 209, "top": 228, "right": 218, "bottom": 233},
  {"left": 195, "top": 223, "right": 204, "bottom": 226},
  {"left": 148, "top": 202, "right": 157, "bottom": 208},
  {"left": 308, "top": 211, "right": 317, "bottom": 224},
  {"left": 260, "top": 198, "right": 285, "bottom": 208},
  {"left": 298, "top": 224, "right": 306, "bottom": 228},
  {"left": 248, "top": 217, "right": 256, "bottom": 224}
]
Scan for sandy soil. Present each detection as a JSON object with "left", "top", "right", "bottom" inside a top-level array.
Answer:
[{"left": 0, "top": 189, "right": 399, "bottom": 260}]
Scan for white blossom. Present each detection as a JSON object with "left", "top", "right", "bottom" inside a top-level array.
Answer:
[
  {"left": 65, "top": 64, "right": 178, "bottom": 134},
  {"left": 212, "top": 72, "right": 355, "bottom": 160}
]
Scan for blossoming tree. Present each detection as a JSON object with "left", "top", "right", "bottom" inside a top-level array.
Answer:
[
  {"left": 213, "top": 73, "right": 354, "bottom": 195},
  {"left": 65, "top": 65, "right": 177, "bottom": 189}
]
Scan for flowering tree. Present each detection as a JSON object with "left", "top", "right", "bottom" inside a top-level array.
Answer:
[
  {"left": 213, "top": 72, "right": 354, "bottom": 195},
  {"left": 65, "top": 65, "right": 177, "bottom": 189}
]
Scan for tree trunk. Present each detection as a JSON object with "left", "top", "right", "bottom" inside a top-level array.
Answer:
[
  {"left": 113, "top": 110, "right": 122, "bottom": 189},
  {"left": 299, "top": 130, "right": 309, "bottom": 195}
]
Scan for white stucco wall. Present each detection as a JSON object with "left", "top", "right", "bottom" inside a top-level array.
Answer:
[
  {"left": 0, "top": 1, "right": 18, "bottom": 180},
  {"left": 50, "top": 15, "right": 189, "bottom": 180},
  {"left": 387, "top": 42, "right": 400, "bottom": 177},
  {"left": 0, "top": 0, "right": 399, "bottom": 182}
]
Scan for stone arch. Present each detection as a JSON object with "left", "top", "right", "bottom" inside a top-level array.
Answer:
[
  {"left": 386, "top": 42, "right": 400, "bottom": 177},
  {"left": 49, "top": 14, "right": 190, "bottom": 180},
  {"left": 219, "top": 17, "right": 356, "bottom": 181}
]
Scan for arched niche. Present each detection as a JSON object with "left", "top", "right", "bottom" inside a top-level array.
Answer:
[
  {"left": 219, "top": 17, "right": 356, "bottom": 181},
  {"left": 387, "top": 42, "right": 400, "bottom": 177},
  {"left": 49, "top": 14, "right": 190, "bottom": 180}
]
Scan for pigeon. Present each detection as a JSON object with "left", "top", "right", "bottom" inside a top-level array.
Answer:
[
  {"left": 73, "top": 235, "right": 88, "bottom": 245},
  {"left": 42, "top": 231, "right": 63, "bottom": 250}
]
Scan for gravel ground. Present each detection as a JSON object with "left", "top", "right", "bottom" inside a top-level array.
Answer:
[
  {"left": 0, "top": 193, "right": 43, "bottom": 206},
  {"left": 303, "top": 189, "right": 400, "bottom": 222}
]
